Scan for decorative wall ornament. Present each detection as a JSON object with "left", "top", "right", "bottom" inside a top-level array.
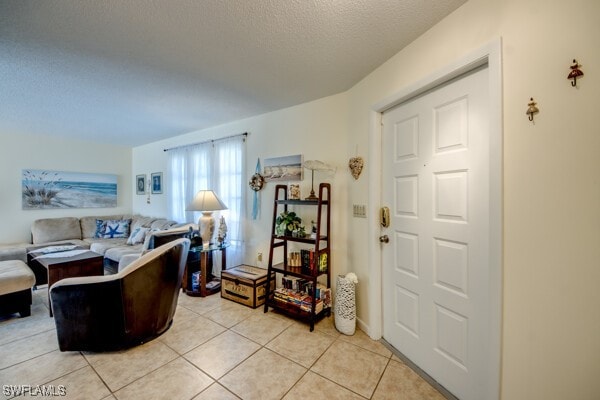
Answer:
[
  {"left": 146, "top": 183, "right": 151, "bottom": 204},
  {"left": 151, "top": 172, "right": 163, "bottom": 194},
  {"left": 263, "top": 154, "right": 303, "bottom": 182},
  {"left": 22, "top": 169, "right": 117, "bottom": 209},
  {"left": 249, "top": 172, "right": 265, "bottom": 191},
  {"left": 567, "top": 59, "right": 584, "bottom": 87},
  {"left": 136, "top": 174, "right": 146, "bottom": 195},
  {"left": 526, "top": 97, "right": 539, "bottom": 122},
  {"left": 348, "top": 156, "right": 364, "bottom": 180},
  {"left": 249, "top": 158, "right": 264, "bottom": 220}
]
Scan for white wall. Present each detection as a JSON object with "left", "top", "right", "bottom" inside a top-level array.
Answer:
[
  {"left": 0, "top": 132, "right": 132, "bottom": 244},
  {"left": 132, "top": 1, "right": 600, "bottom": 397},
  {"left": 344, "top": 0, "right": 600, "bottom": 399},
  {"left": 131, "top": 145, "right": 170, "bottom": 219},
  {"left": 132, "top": 93, "right": 349, "bottom": 269}
]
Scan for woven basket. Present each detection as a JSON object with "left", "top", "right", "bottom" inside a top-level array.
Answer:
[{"left": 334, "top": 275, "right": 357, "bottom": 335}]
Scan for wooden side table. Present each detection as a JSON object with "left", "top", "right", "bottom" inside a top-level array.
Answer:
[{"left": 183, "top": 243, "right": 229, "bottom": 297}]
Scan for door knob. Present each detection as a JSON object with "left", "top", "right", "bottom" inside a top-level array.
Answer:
[{"left": 379, "top": 235, "right": 389, "bottom": 243}]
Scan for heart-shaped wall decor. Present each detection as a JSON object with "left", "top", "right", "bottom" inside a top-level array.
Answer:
[{"left": 348, "top": 156, "right": 364, "bottom": 180}]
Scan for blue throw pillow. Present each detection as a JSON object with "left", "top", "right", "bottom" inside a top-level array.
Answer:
[
  {"left": 95, "top": 219, "right": 131, "bottom": 239},
  {"left": 95, "top": 219, "right": 106, "bottom": 238},
  {"left": 101, "top": 219, "right": 131, "bottom": 239}
]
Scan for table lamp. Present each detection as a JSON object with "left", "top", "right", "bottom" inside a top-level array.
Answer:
[
  {"left": 186, "top": 190, "right": 228, "bottom": 245},
  {"left": 303, "top": 160, "right": 336, "bottom": 201}
]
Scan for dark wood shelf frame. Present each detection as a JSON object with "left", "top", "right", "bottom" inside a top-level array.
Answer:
[
  {"left": 265, "top": 298, "right": 331, "bottom": 321},
  {"left": 264, "top": 183, "right": 331, "bottom": 331}
]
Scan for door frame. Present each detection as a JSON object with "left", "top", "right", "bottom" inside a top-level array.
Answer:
[{"left": 367, "top": 38, "right": 503, "bottom": 399}]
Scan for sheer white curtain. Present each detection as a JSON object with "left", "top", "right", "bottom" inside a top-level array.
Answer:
[
  {"left": 212, "top": 138, "right": 245, "bottom": 268},
  {"left": 168, "top": 144, "right": 210, "bottom": 223},
  {"left": 167, "top": 136, "right": 245, "bottom": 269}
]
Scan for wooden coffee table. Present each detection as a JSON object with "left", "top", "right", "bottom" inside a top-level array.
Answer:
[{"left": 27, "top": 245, "right": 104, "bottom": 316}]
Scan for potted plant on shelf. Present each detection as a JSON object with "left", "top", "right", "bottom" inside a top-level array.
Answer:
[
  {"left": 292, "top": 226, "right": 306, "bottom": 238},
  {"left": 276, "top": 211, "right": 302, "bottom": 237}
]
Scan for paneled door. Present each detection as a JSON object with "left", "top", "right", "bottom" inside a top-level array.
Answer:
[{"left": 382, "top": 66, "right": 492, "bottom": 400}]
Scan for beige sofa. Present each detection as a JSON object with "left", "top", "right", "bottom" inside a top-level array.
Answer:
[{"left": 0, "top": 215, "right": 193, "bottom": 278}]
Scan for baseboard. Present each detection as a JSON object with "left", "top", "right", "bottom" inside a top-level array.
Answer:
[{"left": 356, "top": 316, "right": 375, "bottom": 338}]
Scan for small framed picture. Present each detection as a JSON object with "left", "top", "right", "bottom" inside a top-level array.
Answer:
[
  {"left": 151, "top": 172, "right": 163, "bottom": 194},
  {"left": 288, "top": 184, "right": 300, "bottom": 200},
  {"left": 136, "top": 174, "right": 146, "bottom": 195}
]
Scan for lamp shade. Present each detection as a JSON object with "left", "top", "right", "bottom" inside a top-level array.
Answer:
[
  {"left": 303, "top": 160, "right": 335, "bottom": 172},
  {"left": 186, "top": 190, "right": 228, "bottom": 212}
]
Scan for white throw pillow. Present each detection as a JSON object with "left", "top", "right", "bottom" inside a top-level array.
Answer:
[{"left": 127, "top": 226, "right": 150, "bottom": 245}]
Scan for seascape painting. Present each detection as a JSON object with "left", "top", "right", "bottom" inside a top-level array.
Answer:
[
  {"left": 263, "top": 155, "right": 303, "bottom": 182},
  {"left": 22, "top": 170, "right": 117, "bottom": 209}
]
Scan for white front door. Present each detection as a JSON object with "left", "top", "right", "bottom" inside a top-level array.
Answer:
[{"left": 382, "top": 66, "right": 492, "bottom": 400}]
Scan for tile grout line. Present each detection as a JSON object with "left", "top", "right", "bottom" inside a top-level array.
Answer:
[
  {"left": 0, "top": 326, "right": 56, "bottom": 348},
  {"left": 284, "top": 333, "right": 363, "bottom": 399},
  {"left": 306, "top": 335, "right": 378, "bottom": 399},
  {"left": 368, "top": 356, "right": 392, "bottom": 399},
  {"left": 0, "top": 347, "right": 62, "bottom": 372},
  {"left": 262, "top": 317, "right": 378, "bottom": 399},
  {"left": 74, "top": 355, "right": 113, "bottom": 399}
]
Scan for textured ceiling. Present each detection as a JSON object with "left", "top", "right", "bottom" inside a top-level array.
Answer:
[{"left": 0, "top": 0, "right": 467, "bottom": 147}]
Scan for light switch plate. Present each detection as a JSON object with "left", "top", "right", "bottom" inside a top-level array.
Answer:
[{"left": 353, "top": 204, "right": 366, "bottom": 218}]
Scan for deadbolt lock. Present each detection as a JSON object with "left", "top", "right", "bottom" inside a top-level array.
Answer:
[
  {"left": 379, "top": 235, "right": 389, "bottom": 243},
  {"left": 380, "top": 206, "right": 390, "bottom": 227}
]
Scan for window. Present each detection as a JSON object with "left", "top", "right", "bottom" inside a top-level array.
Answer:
[{"left": 167, "top": 136, "right": 245, "bottom": 268}]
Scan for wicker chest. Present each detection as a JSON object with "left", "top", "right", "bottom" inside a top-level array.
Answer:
[{"left": 221, "top": 265, "right": 275, "bottom": 308}]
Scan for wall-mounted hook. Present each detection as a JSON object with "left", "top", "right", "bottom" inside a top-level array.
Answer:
[
  {"left": 526, "top": 98, "right": 539, "bottom": 122},
  {"left": 568, "top": 59, "right": 584, "bottom": 87},
  {"left": 146, "top": 176, "right": 151, "bottom": 204}
]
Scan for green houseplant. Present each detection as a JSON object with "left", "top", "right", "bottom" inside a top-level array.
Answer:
[{"left": 276, "top": 211, "right": 302, "bottom": 236}]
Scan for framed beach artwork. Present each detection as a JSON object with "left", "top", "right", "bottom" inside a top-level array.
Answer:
[
  {"left": 263, "top": 155, "right": 303, "bottom": 182},
  {"left": 151, "top": 172, "right": 163, "bottom": 194},
  {"left": 22, "top": 169, "right": 117, "bottom": 209},
  {"left": 136, "top": 174, "right": 146, "bottom": 195}
]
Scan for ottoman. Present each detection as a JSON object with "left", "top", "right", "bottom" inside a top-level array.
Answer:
[{"left": 0, "top": 260, "right": 36, "bottom": 317}]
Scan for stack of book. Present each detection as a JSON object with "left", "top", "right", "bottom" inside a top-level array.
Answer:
[
  {"left": 281, "top": 276, "right": 311, "bottom": 292},
  {"left": 299, "top": 249, "right": 328, "bottom": 275},
  {"left": 274, "top": 279, "right": 331, "bottom": 314},
  {"left": 274, "top": 288, "right": 324, "bottom": 313}
]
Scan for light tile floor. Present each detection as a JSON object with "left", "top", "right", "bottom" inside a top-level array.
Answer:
[{"left": 0, "top": 288, "right": 447, "bottom": 400}]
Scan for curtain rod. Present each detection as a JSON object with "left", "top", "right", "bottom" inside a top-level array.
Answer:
[{"left": 163, "top": 132, "right": 247, "bottom": 152}]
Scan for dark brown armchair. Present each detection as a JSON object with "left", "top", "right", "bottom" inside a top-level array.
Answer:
[{"left": 50, "top": 238, "right": 190, "bottom": 352}]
